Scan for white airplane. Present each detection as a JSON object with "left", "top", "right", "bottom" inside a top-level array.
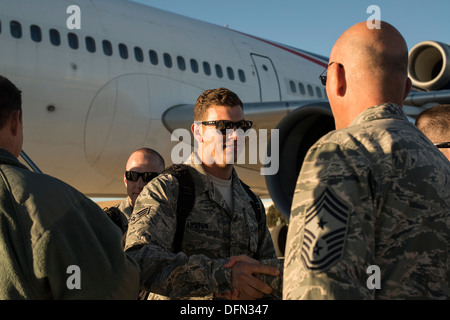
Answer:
[{"left": 1, "top": 0, "right": 449, "bottom": 217}]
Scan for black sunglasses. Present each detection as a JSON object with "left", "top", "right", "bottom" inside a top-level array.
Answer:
[
  {"left": 125, "top": 171, "right": 159, "bottom": 182},
  {"left": 434, "top": 142, "right": 450, "bottom": 148},
  {"left": 201, "top": 120, "right": 253, "bottom": 134}
]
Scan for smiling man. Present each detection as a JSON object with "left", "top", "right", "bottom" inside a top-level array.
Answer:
[{"left": 125, "top": 88, "right": 282, "bottom": 300}]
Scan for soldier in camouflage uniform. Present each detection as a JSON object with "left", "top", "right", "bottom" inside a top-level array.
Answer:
[
  {"left": 125, "top": 88, "right": 282, "bottom": 300},
  {"left": 116, "top": 148, "right": 165, "bottom": 233},
  {"left": 283, "top": 21, "right": 450, "bottom": 299}
]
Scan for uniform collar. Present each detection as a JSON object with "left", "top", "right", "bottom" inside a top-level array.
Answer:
[
  {"left": 350, "top": 103, "right": 408, "bottom": 127},
  {"left": 0, "top": 148, "right": 28, "bottom": 170},
  {"left": 185, "top": 152, "right": 245, "bottom": 216}
]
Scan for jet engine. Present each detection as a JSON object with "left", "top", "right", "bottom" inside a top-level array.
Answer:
[
  {"left": 265, "top": 101, "right": 334, "bottom": 218},
  {"left": 408, "top": 41, "right": 450, "bottom": 91}
]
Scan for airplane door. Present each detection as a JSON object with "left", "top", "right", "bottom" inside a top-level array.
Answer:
[{"left": 251, "top": 54, "right": 281, "bottom": 102}]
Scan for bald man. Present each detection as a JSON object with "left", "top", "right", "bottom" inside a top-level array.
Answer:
[
  {"left": 116, "top": 148, "right": 165, "bottom": 232},
  {"left": 415, "top": 104, "right": 450, "bottom": 161},
  {"left": 283, "top": 21, "right": 450, "bottom": 299}
]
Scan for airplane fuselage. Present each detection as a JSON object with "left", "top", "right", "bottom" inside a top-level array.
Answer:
[{"left": 0, "top": 0, "right": 328, "bottom": 198}]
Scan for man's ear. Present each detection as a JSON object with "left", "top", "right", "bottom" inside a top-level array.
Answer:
[
  {"left": 9, "top": 110, "right": 21, "bottom": 136},
  {"left": 123, "top": 174, "right": 127, "bottom": 188},
  {"left": 403, "top": 77, "right": 412, "bottom": 101},
  {"left": 328, "top": 63, "right": 346, "bottom": 97},
  {"left": 191, "top": 122, "right": 203, "bottom": 143},
  {"left": 335, "top": 63, "right": 346, "bottom": 97}
]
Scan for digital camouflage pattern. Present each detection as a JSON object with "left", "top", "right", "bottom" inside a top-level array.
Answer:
[
  {"left": 284, "top": 103, "right": 450, "bottom": 300},
  {"left": 125, "top": 152, "right": 281, "bottom": 299}
]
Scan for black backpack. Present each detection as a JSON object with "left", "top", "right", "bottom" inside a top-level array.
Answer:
[{"left": 164, "top": 164, "right": 263, "bottom": 253}]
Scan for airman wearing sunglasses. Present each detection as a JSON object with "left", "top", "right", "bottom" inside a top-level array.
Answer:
[
  {"left": 115, "top": 148, "right": 165, "bottom": 233},
  {"left": 125, "top": 88, "right": 282, "bottom": 300}
]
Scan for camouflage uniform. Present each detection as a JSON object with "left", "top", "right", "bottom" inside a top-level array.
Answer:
[
  {"left": 117, "top": 198, "right": 133, "bottom": 232},
  {"left": 283, "top": 103, "right": 450, "bottom": 300},
  {"left": 125, "top": 152, "right": 282, "bottom": 299}
]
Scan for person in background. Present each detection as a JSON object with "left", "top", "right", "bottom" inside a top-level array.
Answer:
[
  {"left": 116, "top": 148, "right": 165, "bottom": 233},
  {"left": 415, "top": 104, "right": 450, "bottom": 161}
]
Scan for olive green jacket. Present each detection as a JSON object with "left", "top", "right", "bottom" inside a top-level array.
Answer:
[{"left": 0, "top": 148, "right": 140, "bottom": 299}]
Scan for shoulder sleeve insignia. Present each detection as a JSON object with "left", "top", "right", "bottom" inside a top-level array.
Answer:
[{"left": 301, "top": 187, "right": 349, "bottom": 271}]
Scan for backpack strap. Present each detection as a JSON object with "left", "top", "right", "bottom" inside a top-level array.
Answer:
[
  {"left": 165, "top": 164, "right": 263, "bottom": 253},
  {"left": 163, "top": 164, "right": 195, "bottom": 253}
]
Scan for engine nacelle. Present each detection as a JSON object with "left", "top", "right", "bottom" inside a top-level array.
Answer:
[
  {"left": 408, "top": 41, "right": 450, "bottom": 91},
  {"left": 265, "top": 102, "right": 334, "bottom": 218}
]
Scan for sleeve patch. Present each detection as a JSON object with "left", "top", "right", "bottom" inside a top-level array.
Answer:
[{"left": 301, "top": 188, "right": 349, "bottom": 271}]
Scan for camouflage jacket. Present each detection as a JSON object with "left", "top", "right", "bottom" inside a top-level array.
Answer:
[
  {"left": 0, "top": 148, "right": 140, "bottom": 299},
  {"left": 117, "top": 197, "right": 133, "bottom": 231},
  {"left": 124, "top": 152, "right": 279, "bottom": 299},
  {"left": 284, "top": 103, "right": 450, "bottom": 300}
]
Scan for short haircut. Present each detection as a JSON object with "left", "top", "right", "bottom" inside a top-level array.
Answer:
[
  {"left": 0, "top": 75, "right": 22, "bottom": 129},
  {"left": 415, "top": 104, "right": 450, "bottom": 142},
  {"left": 194, "top": 88, "right": 243, "bottom": 121},
  {"left": 133, "top": 147, "right": 165, "bottom": 169}
]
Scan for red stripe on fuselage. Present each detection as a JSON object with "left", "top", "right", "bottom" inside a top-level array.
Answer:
[{"left": 235, "top": 31, "right": 328, "bottom": 68}]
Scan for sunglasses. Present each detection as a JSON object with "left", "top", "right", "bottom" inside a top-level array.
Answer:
[
  {"left": 434, "top": 142, "right": 450, "bottom": 148},
  {"left": 201, "top": 120, "right": 253, "bottom": 135},
  {"left": 319, "top": 62, "right": 343, "bottom": 86},
  {"left": 125, "top": 171, "right": 159, "bottom": 182}
]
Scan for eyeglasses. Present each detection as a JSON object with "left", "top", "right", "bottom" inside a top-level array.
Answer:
[
  {"left": 434, "top": 142, "right": 450, "bottom": 148},
  {"left": 125, "top": 171, "right": 159, "bottom": 182},
  {"left": 201, "top": 120, "right": 253, "bottom": 135}
]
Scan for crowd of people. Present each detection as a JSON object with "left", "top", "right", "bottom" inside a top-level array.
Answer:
[{"left": 0, "top": 20, "right": 448, "bottom": 300}]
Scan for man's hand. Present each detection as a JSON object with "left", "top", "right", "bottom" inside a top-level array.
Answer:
[{"left": 223, "top": 255, "right": 280, "bottom": 300}]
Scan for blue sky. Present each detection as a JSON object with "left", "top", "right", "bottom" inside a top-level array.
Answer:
[{"left": 132, "top": 0, "right": 449, "bottom": 58}]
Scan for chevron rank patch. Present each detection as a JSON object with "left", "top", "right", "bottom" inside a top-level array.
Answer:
[{"left": 301, "top": 188, "right": 349, "bottom": 271}]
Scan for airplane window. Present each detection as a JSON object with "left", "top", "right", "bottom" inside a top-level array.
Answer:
[
  {"left": 119, "top": 43, "right": 128, "bottom": 59},
  {"left": 68, "top": 33, "right": 79, "bottom": 49},
  {"left": 177, "top": 56, "right": 186, "bottom": 71},
  {"left": 102, "top": 40, "right": 112, "bottom": 56},
  {"left": 49, "top": 29, "right": 60, "bottom": 46},
  {"left": 149, "top": 50, "right": 158, "bottom": 65},
  {"left": 10, "top": 21, "right": 22, "bottom": 39},
  {"left": 215, "top": 64, "right": 223, "bottom": 78},
  {"left": 307, "top": 84, "right": 314, "bottom": 96},
  {"left": 290, "top": 80, "right": 296, "bottom": 93},
  {"left": 30, "top": 25, "right": 42, "bottom": 42},
  {"left": 203, "top": 62, "right": 211, "bottom": 76},
  {"left": 238, "top": 69, "right": 246, "bottom": 83},
  {"left": 227, "top": 67, "right": 235, "bottom": 80},
  {"left": 323, "top": 88, "right": 327, "bottom": 98},
  {"left": 298, "top": 82, "right": 305, "bottom": 95},
  {"left": 0, "top": 20, "right": 2, "bottom": 34},
  {"left": 134, "top": 47, "right": 144, "bottom": 62},
  {"left": 86, "top": 36, "right": 96, "bottom": 53},
  {"left": 164, "top": 53, "right": 172, "bottom": 68},
  {"left": 190, "top": 59, "right": 199, "bottom": 73},
  {"left": 316, "top": 86, "right": 322, "bottom": 98}
]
